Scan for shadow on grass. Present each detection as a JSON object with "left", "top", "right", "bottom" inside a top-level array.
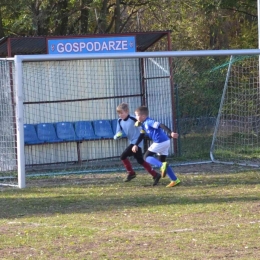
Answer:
[{"left": 0, "top": 171, "right": 260, "bottom": 219}]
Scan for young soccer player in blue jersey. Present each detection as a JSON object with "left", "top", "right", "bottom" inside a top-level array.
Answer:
[
  {"left": 132, "top": 106, "right": 181, "bottom": 187},
  {"left": 114, "top": 103, "right": 161, "bottom": 186}
]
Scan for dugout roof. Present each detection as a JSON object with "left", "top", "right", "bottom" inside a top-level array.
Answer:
[{"left": 0, "top": 31, "right": 171, "bottom": 57}]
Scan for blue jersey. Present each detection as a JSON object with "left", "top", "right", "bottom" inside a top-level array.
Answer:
[
  {"left": 141, "top": 117, "right": 169, "bottom": 143},
  {"left": 116, "top": 114, "right": 143, "bottom": 147}
]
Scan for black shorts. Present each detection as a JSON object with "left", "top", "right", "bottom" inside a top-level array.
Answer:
[{"left": 120, "top": 144, "right": 144, "bottom": 164}]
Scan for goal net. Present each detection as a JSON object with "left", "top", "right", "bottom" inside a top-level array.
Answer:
[
  {"left": 0, "top": 51, "right": 259, "bottom": 188},
  {"left": 210, "top": 55, "right": 260, "bottom": 166},
  {"left": 0, "top": 60, "right": 17, "bottom": 186}
]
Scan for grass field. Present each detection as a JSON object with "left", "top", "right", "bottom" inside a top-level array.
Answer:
[{"left": 0, "top": 164, "right": 260, "bottom": 260}]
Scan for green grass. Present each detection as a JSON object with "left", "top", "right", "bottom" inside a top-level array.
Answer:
[
  {"left": 178, "top": 134, "right": 213, "bottom": 160},
  {"left": 1, "top": 165, "right": 260, "bottom": 260},
  {"left": 179, "top": 132, "right": 260, "bottom": 162}
]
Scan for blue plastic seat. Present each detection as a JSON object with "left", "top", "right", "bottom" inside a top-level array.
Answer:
[
  {"left": 111, "top": 119, "right": 126, "bottom": 137},
  {"left": 56, "top": 122, "right": 82, "bottom": 141},
  {"left": 36, "top": 123, "right": 62, "bottom": 143},
  {"left": 24, "top": 124, "right": 44, "bottom": 144},
  {"left": 93, "top": 120, "right": 114, "bottom": 138},
  {"left": 74, "top": 121, "right": 100, "bottom": 140}
]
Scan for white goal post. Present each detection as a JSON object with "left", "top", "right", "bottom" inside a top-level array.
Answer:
[{"left": 0, "top": 49, "right": 260, "bottom": 188}]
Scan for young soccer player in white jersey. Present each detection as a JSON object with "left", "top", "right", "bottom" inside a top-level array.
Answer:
[
  {"left": 114, "top": 103, "right": 161, "bottom": 186},
  {"left": 132, "top": 106, "right": 181, "bottom": 187}
]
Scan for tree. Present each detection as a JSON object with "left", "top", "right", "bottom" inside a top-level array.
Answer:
[
  {"left": 0, "top": 0, "right": 154, "bottom": 35},
  {"left": 0, "top": 0, "right": 257, "bottom": 51}
]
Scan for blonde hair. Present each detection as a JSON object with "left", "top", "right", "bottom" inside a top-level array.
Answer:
[
  {"left": 135, "top": 106, "right": 149, "bottom": 116},
  {"left": 116, "top": 102, "right": 129, "bottom": 112}
]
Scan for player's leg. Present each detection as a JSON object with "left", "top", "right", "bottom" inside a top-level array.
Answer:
[
  {"left": 158, "top": 155, "right": 169, "bottom": 178},
  {"left": 144, "top": 141, "right": 168, "bottom": 170},
  {"left": 158, "top": 155, "right": 180, "bottom": 187},
  {"left": 120, "top": 145, "right": 136, "bottom": 182},
  {"left": 135, "top": 148, "right": 157, "bottom": 177},
  {"left": 145, "top": 140, "right": 180, "bottom": 187},
  {"left": 158, "top": 155, "right": 176, "bottom": 180},
  {"left": 143, "top": 150, "right": 160, "bottom": 166},
  {"left": 134, "top": 148, "right": 161, "bottom": 186}
]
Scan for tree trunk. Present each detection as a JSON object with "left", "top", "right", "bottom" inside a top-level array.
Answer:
[
  {"left": 98, "top": 0, "right": 109, "bottom": 33},
  {"left": 115, "top": 0, "right": 121, "bottom": 33},
  {"left": 54, "top": 0, "right": 69, "bottom": 35},
  {"left": 0, "top": 9, "right": 5, "bottom": 38},
  {"left": 80, "top": 0, "right": 94, "bottom": 33}
]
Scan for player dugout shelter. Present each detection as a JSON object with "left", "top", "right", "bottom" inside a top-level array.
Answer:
[
  {"left": 0, "top": 31, "right": 172, "bottom": 57},
  {"left": 0, "top": 31, "right": 177, "bottom": 174}
]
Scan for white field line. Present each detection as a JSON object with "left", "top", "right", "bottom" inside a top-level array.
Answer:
[{"left": 7, "top": 220, "right": 260, "bottom": 233}]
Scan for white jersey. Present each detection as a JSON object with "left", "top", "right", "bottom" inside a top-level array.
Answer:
[{"left": 116, "top": 114, "right": 143, "bottom": 148}]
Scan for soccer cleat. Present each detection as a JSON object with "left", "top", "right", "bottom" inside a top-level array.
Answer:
[
  {"left": 153, "top": 173, "right": 161, "bottom": 186},
  {"left": 166, "top": 178, "right": 181, "bottom": 187},
  {"left": 160, "top": 162, "right": 168, "bottom": 178},
  {"left": 124, "top": 173, "right": 136, "bottom": 182}
]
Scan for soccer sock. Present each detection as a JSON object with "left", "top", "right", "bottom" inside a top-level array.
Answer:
[
  {"left": 141, "top": 161, "right": 157, "bottom": 177},
  {"left": 121, "top": 159, "right": 135, "bottom": 175},
  {"left": 145, "top": 156, "right": 177, "bottom": 181},
  {"left": 145, "top": 156, "right": 162, "bottom": 167},
  {"left": 166, "top": 166, "right": 177, "bottom": 181}
]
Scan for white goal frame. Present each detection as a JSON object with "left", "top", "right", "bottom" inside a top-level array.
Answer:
[{"left": 2, "top": 49, "right": 260, "bottom": 188}]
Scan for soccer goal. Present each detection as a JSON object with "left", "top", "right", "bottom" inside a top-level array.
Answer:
[{"left": 1, "top": 50, "right": 260, "bottom": 188}]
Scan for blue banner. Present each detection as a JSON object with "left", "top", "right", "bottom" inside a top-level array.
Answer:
[{"left": 47, "top": 36, "right": 136, "bottom": 54}]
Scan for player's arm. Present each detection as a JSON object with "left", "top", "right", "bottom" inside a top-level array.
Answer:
[
  {"left": 132, "top": 131, "right": 145, "bottom": 152},
  {"left": 114, "top": 120, "right": 123, "bottom": 140},
  {"left": 114, "top": 131, "right": 123, "bottom": 140},
  {"left": 134, "top": 121, "right": 142, "bottom": 127},
  {"left": 135, "top": 131, "right": 145, "bottom": 146},
  {"left": 160, "top": 123, "right": 179, "bottom": 139}
]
